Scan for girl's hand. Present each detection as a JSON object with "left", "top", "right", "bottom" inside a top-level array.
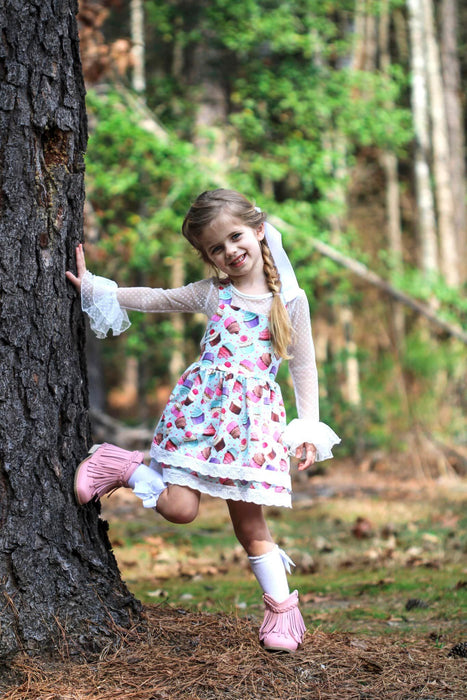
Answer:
[
  {"left": 295, "top": 442, "right": 317, "bottom": 471},
  {"left": 66, "top": 243, "right": 87, "bottom": 293}
]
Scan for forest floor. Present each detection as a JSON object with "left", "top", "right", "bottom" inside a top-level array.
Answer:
[{"left": 2, "top": 458, "right": 467, "bottom": 699}]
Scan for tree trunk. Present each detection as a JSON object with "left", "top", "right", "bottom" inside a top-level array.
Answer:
[
  {"left": 130, "top": 0, "right": 145, "bottom": 93},
  {"left": 440, "top": 0, "right": 466, "bottom": 283},
  {"left": 407, "top": 0, "right": 439, "bottom": 277},
  {"left": 0, "top": 0, "right": 140, "bottom": 659},
  {"left": 379, "top": 0, "right": 405, "bottom": 343},
  {"left": 191, "top": 41, "right": 232, "bottom": 185},
  {"left": 422, "top": 0, "right": 459, "bottom": 286},
  {"left": 322, "top": 131, "right": 362, "bottom": 407}
]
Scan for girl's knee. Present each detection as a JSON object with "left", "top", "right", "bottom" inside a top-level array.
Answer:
[
  {"left": 170, "top": 503, "right": 199, "bottom": 524},
  {"left": 157, "top": 485, "right": 200, "bottom": 524}
]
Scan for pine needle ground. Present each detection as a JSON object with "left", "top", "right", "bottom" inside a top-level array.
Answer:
[{"left": 1, "top": 603, "right": 466, "bottom": 700}]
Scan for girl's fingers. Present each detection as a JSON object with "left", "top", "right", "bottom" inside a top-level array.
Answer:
[
  {"left": 76, "top": 244, "right": 87, "bottom": 276},
  {"left": 296, "top": 443, "right": 317, "bottom": 471},
  {"left": 66, "top": 244, "right": 86, "bottom": 291}
]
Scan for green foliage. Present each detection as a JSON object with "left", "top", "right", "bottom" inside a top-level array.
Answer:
[
  {"left": 85, "top": 89, "right": 216, "bottom": 395},
  {"left": 83, "top": 0, "right": 464, "bottom": 453}
]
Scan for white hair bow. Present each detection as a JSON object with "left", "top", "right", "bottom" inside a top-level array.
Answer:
[{"left": 256, "top": 208, "right": 301, "bottom": 303}]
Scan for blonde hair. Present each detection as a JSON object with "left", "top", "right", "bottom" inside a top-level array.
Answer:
[{"left": 182, "top": 189, "right": 293, "bottom": 359}]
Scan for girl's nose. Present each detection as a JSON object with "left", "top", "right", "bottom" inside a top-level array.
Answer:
[{"left": 225, "top": 242, "right": 238, "bottom": 259}]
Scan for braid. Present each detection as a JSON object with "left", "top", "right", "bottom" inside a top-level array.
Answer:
[
  {"left": 261, "top": 242, "right": 282, "bottom": 296},
  {"left": 261, "top": 242, "right": 293, "bottom": 359}
]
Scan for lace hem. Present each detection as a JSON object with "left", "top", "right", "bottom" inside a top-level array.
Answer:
[
  {"left": 150, "top": 444, "right": 292, "bottom": 488},
  {"left": 282, "top": 419, "right": 341, "bottom": 462},
  {"left": 81, "top": 271, "right": 131, "bottom": 339},
  {"left": 163, "top": 468, "right": 292, "bottom": 508}
]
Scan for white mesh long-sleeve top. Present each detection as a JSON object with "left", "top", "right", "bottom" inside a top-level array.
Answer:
[{"left": 81, "top": 272, "right": 340, "bottom": 461}]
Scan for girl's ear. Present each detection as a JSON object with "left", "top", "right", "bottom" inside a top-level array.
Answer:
[{"left": 256, "top": 222, "right": 265, "bottom": 241}]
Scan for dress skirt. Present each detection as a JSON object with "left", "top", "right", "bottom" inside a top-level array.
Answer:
[{"left": 150, "top": 284, "right": 292, "bottom": 508}]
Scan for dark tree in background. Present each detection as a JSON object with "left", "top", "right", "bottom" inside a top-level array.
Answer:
[{"left": 0, "top": 0, "right": 140, "bottom": 658}]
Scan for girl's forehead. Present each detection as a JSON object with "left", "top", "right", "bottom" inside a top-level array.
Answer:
[{"left": 205, "top": 212, "right": 244, "bottom": 235}]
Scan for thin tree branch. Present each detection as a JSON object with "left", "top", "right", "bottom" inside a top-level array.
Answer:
[{"left": 271, "top": 216, "right": 467, "bottom": 344}]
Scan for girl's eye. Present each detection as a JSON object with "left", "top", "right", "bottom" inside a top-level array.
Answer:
[
  {"left": 232, "top": 233, "right": 241, "bottom": 240},
  {"left": 212, "top": 246, "right": 222, "bottom": 255}
]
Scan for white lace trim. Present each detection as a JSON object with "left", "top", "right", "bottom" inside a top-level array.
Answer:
[
  {"left": 150, "top": 444, "right": 292, "bottom": 488},
  {"left": 81, "top": 271, "right": 131, "bottom": 338},
  {"left": 163, "top": 468, "right": 292, "bottom": 508},
  {"left": 282, "top": 419, "right": 341, "bottom": 462}
]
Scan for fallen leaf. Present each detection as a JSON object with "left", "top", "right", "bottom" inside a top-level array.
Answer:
[
  {"left": 301, "top": 593, "right": 334, "bottom": 604},
  {"left": 351, "top": 517, "right": 374, "bottom": 539}
]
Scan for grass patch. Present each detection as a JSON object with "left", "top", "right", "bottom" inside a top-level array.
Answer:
[{"left": 101, "top": 468, "right": 467, "bottom": 640}]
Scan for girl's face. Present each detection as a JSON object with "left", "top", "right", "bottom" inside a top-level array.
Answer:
[{"left": 200, "top": 213, "right": 265, "bottom": 286}]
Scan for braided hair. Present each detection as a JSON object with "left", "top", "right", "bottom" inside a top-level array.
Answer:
[{"left": 182, "top": 189, "right": 293, "bottom": 359}]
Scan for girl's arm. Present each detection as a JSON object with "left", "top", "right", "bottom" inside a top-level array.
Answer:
[
  {"left": 288, "top": 291, "right": 320, "bottom": 421},
  {"left": 115, "top": 279, "right": 215, "bottom": 315},
  {"left": 284, "top": 291, "right": 340, "bottom": 468},
  {"left": 66, "top": 245, "right": 217, "bottom": 338}
]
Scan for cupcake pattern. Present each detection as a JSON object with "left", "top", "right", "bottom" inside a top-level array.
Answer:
[{"left": 151, "top": 284, "right": 291, "bottom": 507}]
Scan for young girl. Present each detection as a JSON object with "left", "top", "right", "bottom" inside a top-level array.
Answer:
[{"left": 66, "top": 189, "right": 339, "bottom": 653}]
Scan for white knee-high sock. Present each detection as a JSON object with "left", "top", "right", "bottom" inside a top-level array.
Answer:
[
  {"left": 128, "top": 462, "right": 166, "bottom": 508},
  {"left": 248, "top": 545, "right": 295, "bottom": 602}
]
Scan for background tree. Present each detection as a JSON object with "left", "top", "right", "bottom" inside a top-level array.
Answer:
[{"left": 0, "top": 0, "right": 140, "bottom": 658}]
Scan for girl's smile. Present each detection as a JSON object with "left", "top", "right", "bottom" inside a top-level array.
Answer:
[{"left": 200, "top": 214, "right": 267, "bottom": 293}]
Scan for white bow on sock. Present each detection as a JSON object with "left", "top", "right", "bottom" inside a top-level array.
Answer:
[{"left": 128, "top": 462, "right": 166, "bottom": 509}]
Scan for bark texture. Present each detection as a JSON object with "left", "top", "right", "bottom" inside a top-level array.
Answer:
[{"left": 0, "top": 0, "right": 140, "bottom": 659}]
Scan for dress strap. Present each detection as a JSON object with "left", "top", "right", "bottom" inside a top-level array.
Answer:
[{"left": 218, "top": 282, "right": 233, "bottom": 305}]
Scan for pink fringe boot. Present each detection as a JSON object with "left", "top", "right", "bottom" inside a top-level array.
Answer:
[
  {"left": 259, "top": 590, "right": 306, "bottom": 652},
  {"left": 74, "top": 443, "right": 144, "bottom": 505}
]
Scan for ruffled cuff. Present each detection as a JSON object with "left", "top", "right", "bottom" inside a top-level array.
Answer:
[
  {"left": 282, "top": 419, "right": 341, "bottom": 462},
  {"left": 81, "top": 270, "right": 131, "bottom": 339}
]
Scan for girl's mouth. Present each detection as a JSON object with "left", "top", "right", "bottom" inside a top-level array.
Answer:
[{"left": 230, "top": 254, "right": 246, "bottom": 267}]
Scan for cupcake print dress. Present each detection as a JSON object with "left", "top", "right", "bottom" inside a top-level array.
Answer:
[
  {"left": 151, "top": 284, "right": 291, "bottom": 507},
  {"left": 81, "top": 272, "right": 340, "bottom": 509}
]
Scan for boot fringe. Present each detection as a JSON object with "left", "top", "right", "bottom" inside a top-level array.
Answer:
[
  {"left": 85, "top": 444, "right": 143, "bottom": 498},
  {"left": 259, "top": 591, "right": 306, "bottom": 650},
  {"left": 75, "top": 443, "right": 144, "bottom": 504}
]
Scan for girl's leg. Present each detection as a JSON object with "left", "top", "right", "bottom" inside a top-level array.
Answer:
[
  {"left": 227, "top": 499, "right": 305, "bottom": 652},
  {"left": 75, "top": 444, "right": 200, "bottom": 524},
  {"left": 130, "top": 461, "right": 200, "bottom": 523},
  {"left": 123, "top": 461, "right": 200, "bottom": 523},
  {"left": 227, "top": 500, "right": 289, "bottom": 601},
  {"left": 227, "top": 499, "right": 274, "bottom": 556},
  {"left": 156, "top": 484, "right": 200, "bottom": 524}
]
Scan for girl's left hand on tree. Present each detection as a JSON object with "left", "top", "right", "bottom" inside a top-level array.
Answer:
[
  {"left": 65, "top": 243, "right": 87, "bottom": 293},
  {"left": 295, "top": 442, "right": 317, "bottom": 471}
]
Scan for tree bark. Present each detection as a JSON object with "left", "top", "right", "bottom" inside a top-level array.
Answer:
[{"left": 0, "top": 0, "right": 140, "bottom": 659}]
